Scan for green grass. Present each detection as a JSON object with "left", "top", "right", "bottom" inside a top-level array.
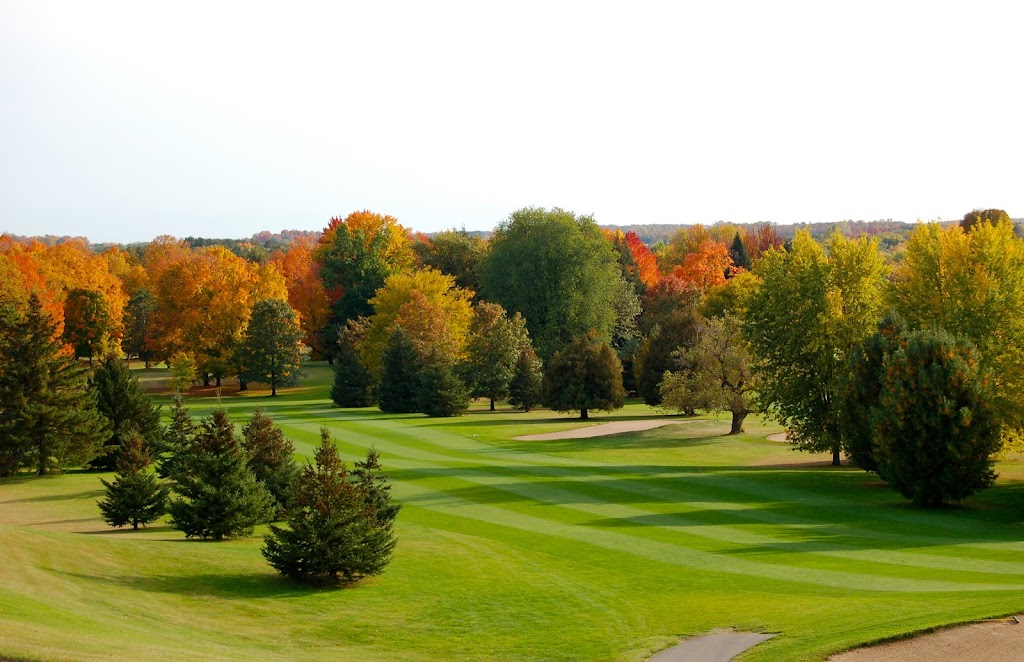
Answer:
[{"left": 3, "top": 362, "right": 1024, "bottom": 660}]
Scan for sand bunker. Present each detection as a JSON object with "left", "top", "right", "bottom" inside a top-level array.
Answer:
[
  {"left": 514, "top": 419, "right": 692, "bottom": 441},
  {"left": 767, "top": 432, "right": 788, "bottom": 442},
  {"left": 829, "top": 617, "right": 1024, "bottom": 662}
]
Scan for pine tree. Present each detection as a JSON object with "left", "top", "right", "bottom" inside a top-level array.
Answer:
[
  {"left": 242, "top": 409, "right": 298, "bottom": 516},
  {"left": 0, "top": 294, "right": 108, "bottom": 476},
  {"left": 167, "top": 409, "right": 275, "bottom": 540},
  {"left": 330, "top": 322, "right": 376, "bottom": 407},
  {"left": 417, "top": 360, "right": 470, "bottom": 417},
  {"left": 98, "top": 431, "right": 168, "bottom": 530},
  {"left": 89, "top": 355, "right": 163, "bottom": 471},
  {"left": 263, "top": 427, "right": 399, "bottom": 585},
  {"left": 507, "top": 346, "right": 544, "bottom": 412},
  {"left": 377, "top": 327, "right": 421, "bottom": 414},
  {"left": 729, "top": 232, "right": 752, "bottom": 270},
  {"left": 156, "top": 396, "right": 197, "bottom": 482}
]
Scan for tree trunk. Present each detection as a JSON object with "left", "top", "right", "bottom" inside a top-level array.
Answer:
[
  {"left": 272, "top": 383, "right": 277, "bottom": 396},
  {"left": 832, "top": 445, "right": 841, "bottom": 466},
  {"left": 215, "top": 376, "right": 222, "bottom": 387},
  {"left": 133, "top": 521, "right": 139, "bottom": 530},
  {"left": 730, "top": 411, "right": 747, "bottom": 435},
  {"left": 580, "top": 408, "right": 589, "bottom": 420},
  {"left": 490, "top": 397, "right": 495, "bottom": 411},
  {"left": 203, "top": 373, "right": 211, "bottom": 387},
  {"left": 238, "top": 379, "right": 248, "bottom": 392}
]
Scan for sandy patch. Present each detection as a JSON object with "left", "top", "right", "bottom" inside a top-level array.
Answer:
[
  {"left": 829, "top": 617, "right": 1024, "bottom": 662},
  {"left": 767, "top": 432, "right": 788, "bottom": 442},
  {"left": 514, "top": 419, "right": 693, "bottom": 441}
]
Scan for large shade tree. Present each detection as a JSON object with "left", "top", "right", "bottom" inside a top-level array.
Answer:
[
  {"left": 543, "top": 333, "right": 625, "bottom": 420},
  {"left": 744, "top": 231, "right": 886, "bottom": 465},
  {"left": 479, "top": 207, "right": 623, "bottom": 358},
  {"left": 238, "top": 298, "right": 303, "bottom": 396}
]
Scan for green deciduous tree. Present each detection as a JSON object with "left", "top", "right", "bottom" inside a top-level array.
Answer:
[
  {"left": 0, "top": 294, "right": 109, "bottom": 476},
  {"left": 263, "top": 427, "right": 399, "bottom": 585},
  {"left": 744, "top": 231, "right": 886, "bottom": 465},
  {"left": 543, "top": 333, "right": 625, "bottom": 420},
  {"left": 414, "top": 228, "right": 488, "bottom": 294},
  {"left": 660, "top": 314, "right": 756, "bottom": 434},
  {"left": 239, "top": 298, "right": 303, "bottom": 396},
  {"left": 463, "top": 302, "right": 531, "bottom": 410},
  {"left": 98, "top": 430, "right": 168, "bottom": 530},
  {"left": 873, "top": 329, "right": 1000, "bottom": 506},
  {"left": 961, "top": 208, "right": 1011, "bottom": 233},
  {"left": 242, "top": 409, "right": 299, "bottom": 517},
  {"left": 479, "top": 207, "right": 623, "bottom": 358},
  {"left": 167, "top": 409, "right": 275, "bottom": 540},
  {"left": 122, "top": 287, "right": 156, "bottom": 366},
  {"left": 88, "top": 356, "right": 163, "bottom": 471},
  {"left": 634, "top": 312, "right": 699, "bottom": 407}
]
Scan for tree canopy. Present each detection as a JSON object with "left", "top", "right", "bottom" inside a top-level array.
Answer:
[{"left": 479, "top": 207, "right": 623, "bottom": 358}]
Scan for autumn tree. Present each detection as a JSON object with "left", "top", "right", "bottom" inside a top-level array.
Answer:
[
  {"left": 479, "top": 207, "right": 623, "bottom": 358},
  {"left": 362, "top": 268, "right": 474, "bottom": 375},
  {"left": 315, "top": 211, "right": 415, "bottom": 341},
  {"left": 238, "top": 298, "right": 303, "bottom": 396},
  {"left": 63, "top": 288, "right": 114, "bottom": 362},
  {"left": 263, "top": 427, "right": 399, "bottom": 584},
  {"left": 270, "top": 236, "right": 332, "bottom": 360},
  {"left": 98, "top": 430, "right": 168, "bottom": 530},
  {"left": 744, "top": 231, "right": 886, "bottom": 465},
  {"left": 167, "top": 409, "right": 275, "bottom": 540},
  {"left": 543, "top": 333, "right": 625, "bottom": 420},
  {"left": 0, "top": 295, "right": 109, "bottom": 475},
  {"left": 242, "top": 409, "right": 299, "bottom": 516},
  {"left": 890, "top": 219, "right": 1024, "bottom": 434},
  {"left": 463, "top": 302, "right": 531, "bottom": 410},
  {"left": 671, "top": 241, "right": 734, "bottom": 294},
  {"left": 661, "top": 314, "right": 756, "bottom": 434},
  {"left": 88, "top": 356, "right": 163, "bottom": 471}
]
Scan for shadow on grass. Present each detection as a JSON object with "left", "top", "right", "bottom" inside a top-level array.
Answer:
[
  {"left": 55, "top": 570, "right": 328, "bottom": 599},
  {"left": 79, "top": 525, "right": 176, "bottom": 535},
  {"left": 8, "top": 488, "right": 105, "bottom": 503}
]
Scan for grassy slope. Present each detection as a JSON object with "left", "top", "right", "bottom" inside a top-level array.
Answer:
[{"left": 2, "top": 363, "right": 1024, "bottom": 661}]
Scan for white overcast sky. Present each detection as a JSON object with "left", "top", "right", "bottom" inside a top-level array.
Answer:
[{"left": 1, "top": 1, "right": 1022, "bottom": 243}]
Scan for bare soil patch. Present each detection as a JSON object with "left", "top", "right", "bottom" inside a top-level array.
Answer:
[{"left": 829, "top": 617, "right": 1024, "bottom": 662}]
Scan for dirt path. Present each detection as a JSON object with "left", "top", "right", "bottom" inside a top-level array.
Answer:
[
  {"left": 829, "top": 618, "right": 1024, "bottom": 661},
  {"left": 514, "top": 419, "right": 693, "bottom": 441},
  {"left": 648, "top": 631, "right": 775, "bottom": 661}
]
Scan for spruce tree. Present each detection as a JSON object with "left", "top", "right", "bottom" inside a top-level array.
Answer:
[
  {"left": 330, "top": 325, "right": 376, "bottom": 407},
  {"left": 98, "top": 430, "right": 168, "bottom": 530},
  {"left": 377, "top": 327, "right": 421, "bottom": 414},
  {"left": 729, "top": 232, "right": 752, "bottom": 270},
  {"left": 263, "top": 427, "right": 399, "bottom": 584},
  {"left": 242, "top": 409, "right": 299, "bottom": 516},
  {"left": 89, "top": 355, "right": 163, "bottom": 471},
  {"left": 0, "top": 295, "right": 108, "bottom": 475},
  {"left": 167, "top": 409, "right": 275, "bottom": 540},
  {"left": 508, "top": 346, "right": 544, "bottom": 412},
  {"left": 417, "top": 360, "right": 470, "bottom": 417},
  {"left": 156, "top": 396, "right": 197, "bottom": 482}
]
